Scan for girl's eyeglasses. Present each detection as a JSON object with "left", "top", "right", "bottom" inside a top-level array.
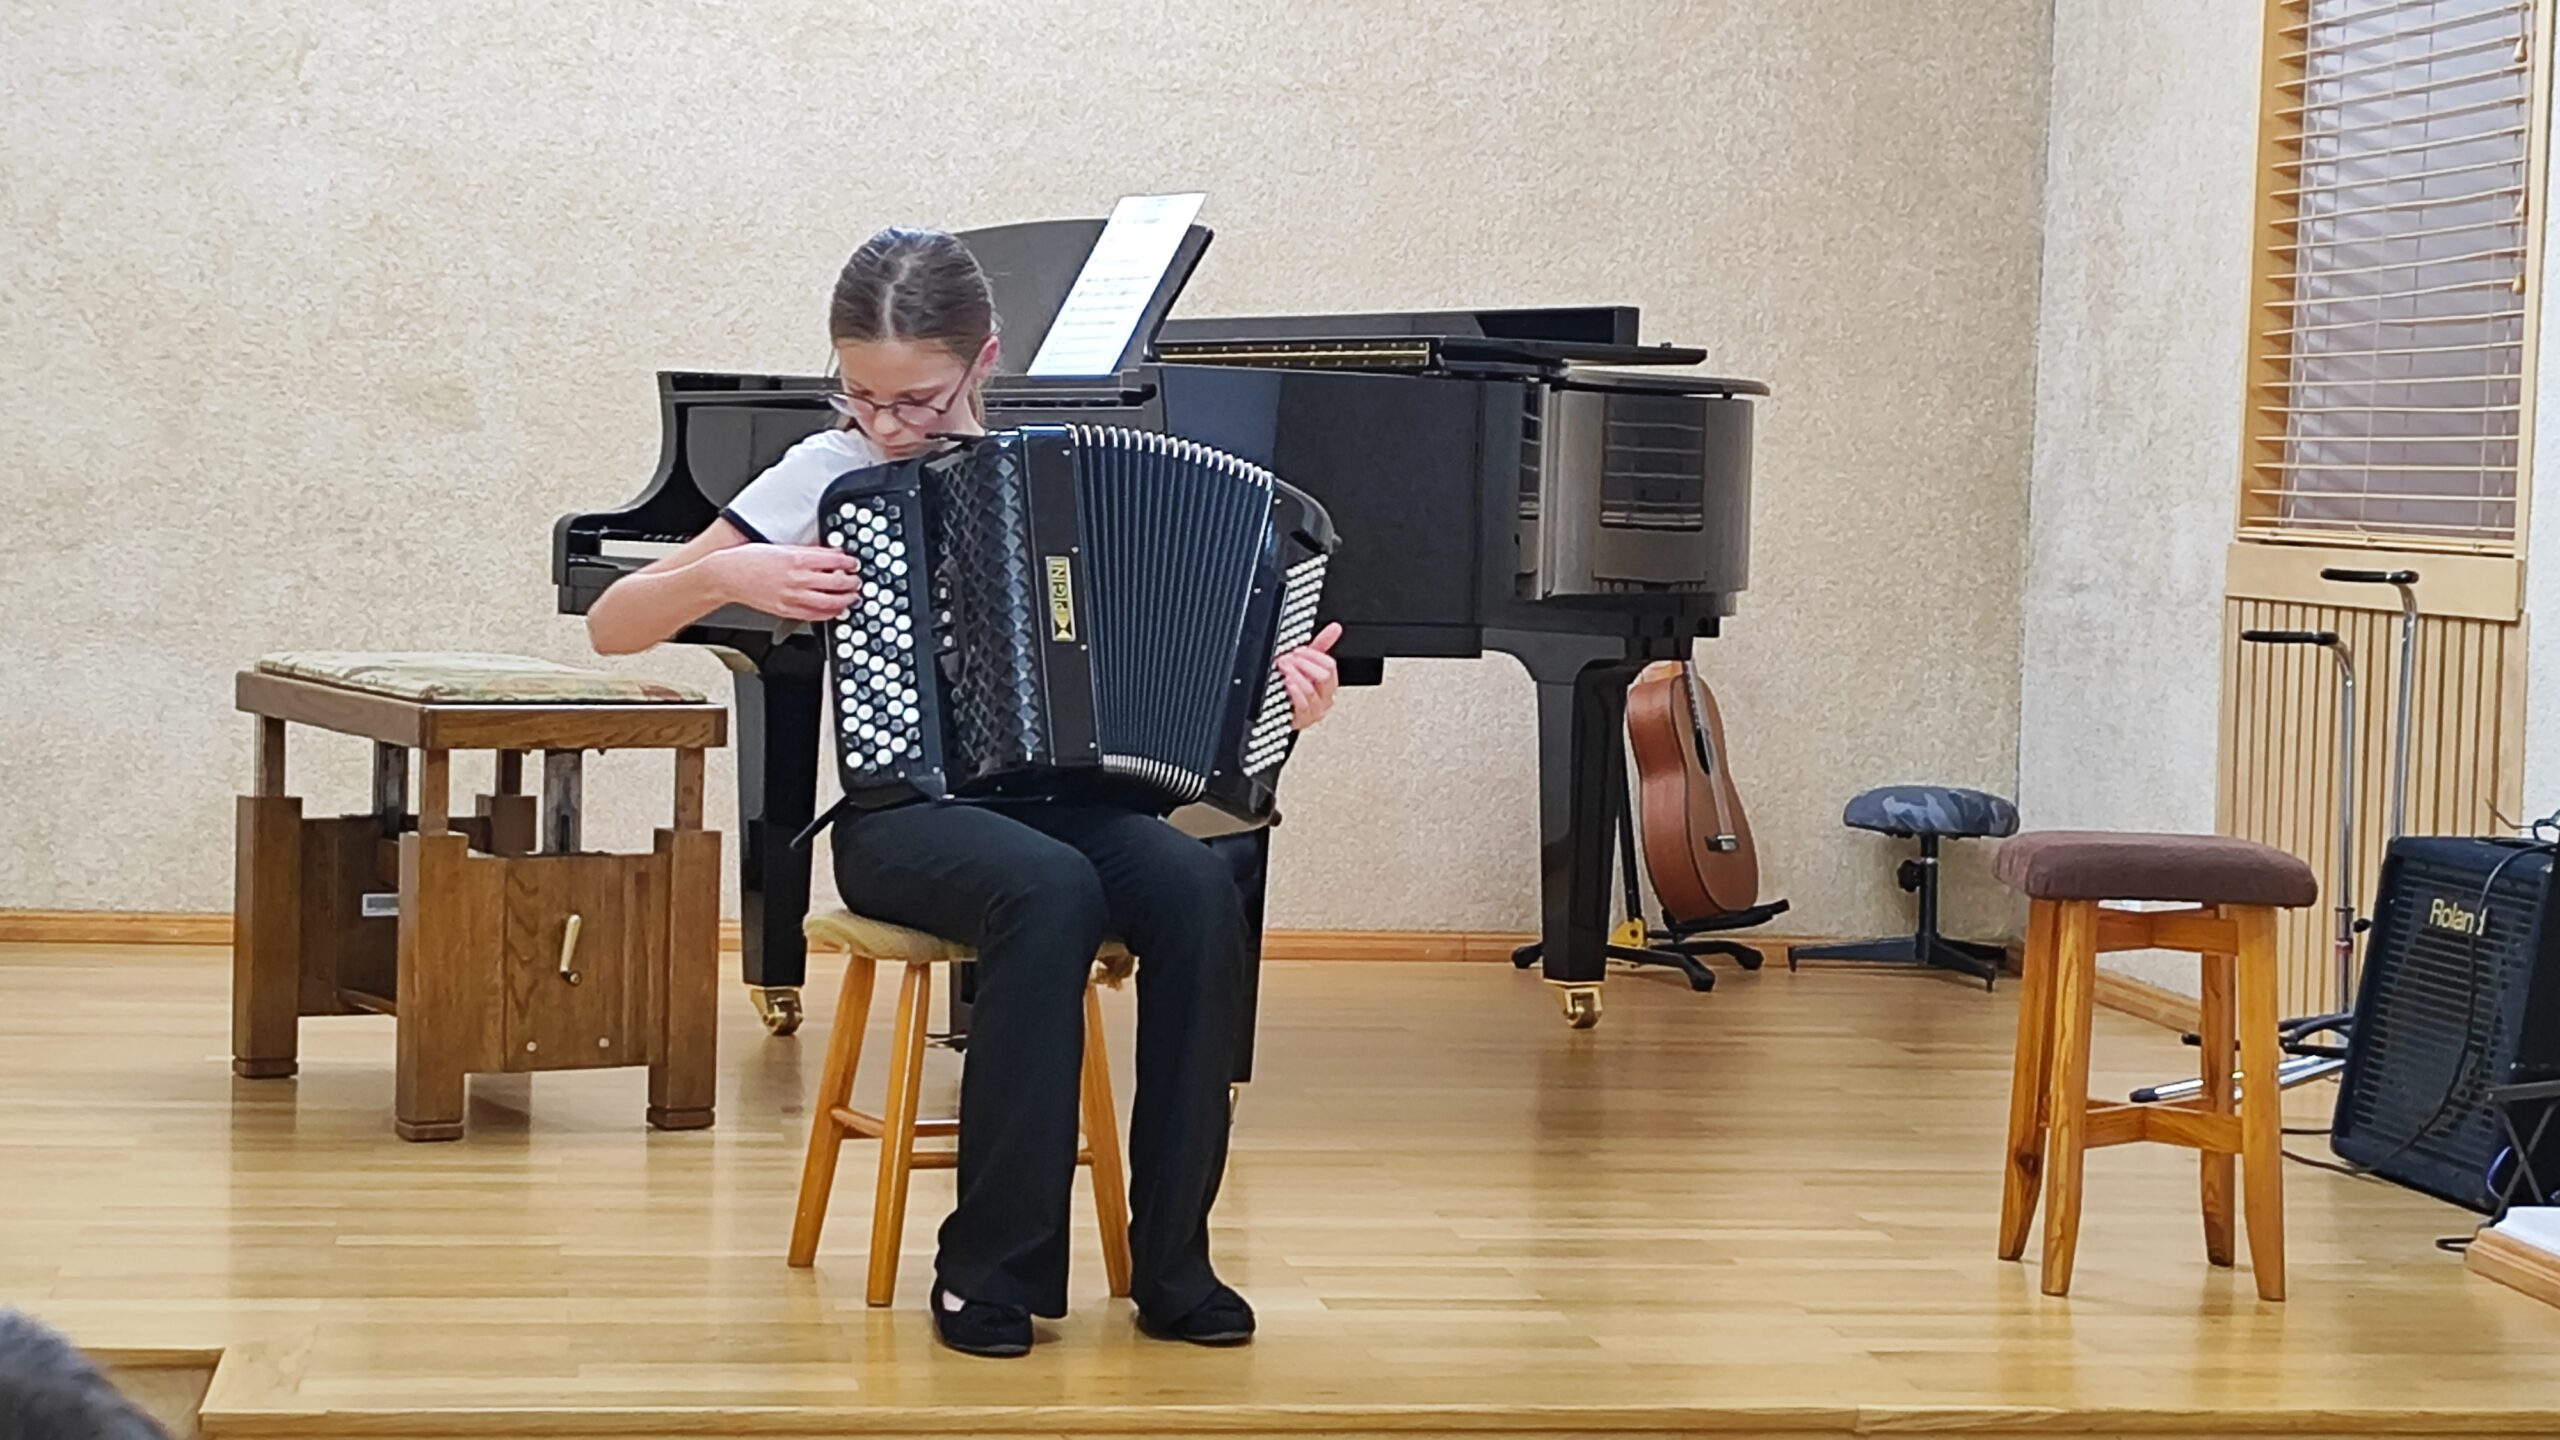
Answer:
[{"left": 826, "top": 365, "right": 970, "bottom": 428}]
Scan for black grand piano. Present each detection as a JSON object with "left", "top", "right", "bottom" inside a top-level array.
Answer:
[{"left": 555, "top": 216, "right": 1766, "bottom": 1039}]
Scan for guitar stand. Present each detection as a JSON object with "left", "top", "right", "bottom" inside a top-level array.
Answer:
[{"left": 1510, "top": 762, "right": 1785, "bottom": 993}]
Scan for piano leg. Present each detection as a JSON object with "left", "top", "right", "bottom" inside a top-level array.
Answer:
[
  {"left": 1487, "top": 629, "right": 1686, "bottom": 1028},
  {"left": 727, "top": 648, "right": 824, "bottom": 1037}
]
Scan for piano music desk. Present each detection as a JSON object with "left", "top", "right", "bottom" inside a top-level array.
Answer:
[{"left": 228, "top": 654, "right": 726, "bottom": 1141}]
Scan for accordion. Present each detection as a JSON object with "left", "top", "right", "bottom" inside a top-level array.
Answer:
[{"left": 815, "top": 424, "right": 1336, "bottom": 822}]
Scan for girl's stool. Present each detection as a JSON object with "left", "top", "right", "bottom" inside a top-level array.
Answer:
[
  {"left": 1991, "top": 830, "right": 2318, "bottom": 1300},
  {"left": 787, "top": 908, "right": 1135, "bottom": 1306}
]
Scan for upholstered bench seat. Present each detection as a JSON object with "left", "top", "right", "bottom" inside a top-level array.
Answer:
[
  {"left": 1992, "top": 831, "right": 2318, "bottom": 908},
  {"left": 255, "top": 651, "right": 705, "bottom": 705}
]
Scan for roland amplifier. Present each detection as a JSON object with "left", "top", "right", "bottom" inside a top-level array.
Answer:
[{"left": 2332, "top": 836, "right": 2560, "bottom": 1211}]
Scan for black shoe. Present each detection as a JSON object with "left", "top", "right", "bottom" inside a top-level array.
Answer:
[
  {"left": 929, "top": 1281, "right": 1032, "bottom": 1358},
  {"left": 1135, "top": 1283, "right": 1255, "bottom": 1346}
]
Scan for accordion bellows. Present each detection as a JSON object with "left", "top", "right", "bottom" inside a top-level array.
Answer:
[{"left": 819, "top": 425, "right": 1336, "bottom": 822}]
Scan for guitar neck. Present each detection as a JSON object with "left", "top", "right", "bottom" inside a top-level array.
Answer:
[{"left": 1681, "top": 662, "right": 1743, "bottom": 843}]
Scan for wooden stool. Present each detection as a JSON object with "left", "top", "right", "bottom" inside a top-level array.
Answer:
[
  {"left": 231, "top": 652, "right": 727, "bottom": 1140},
  {"left": 788, "top": 908, "right": 1135, "bottom": 1307},
  {"left": 1992, "top": 831, "right": 2318, "bottom": 1299}
]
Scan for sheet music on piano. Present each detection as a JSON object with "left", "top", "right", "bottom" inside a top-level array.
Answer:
[{"left": 1024, "top": 191, "right": 1207, "bottom": 377}]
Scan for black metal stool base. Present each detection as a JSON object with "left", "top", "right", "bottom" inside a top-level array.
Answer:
[
  {"left": 1786, "top": 933, "right": 2006, "bottom": 988},
  {"left": 1787, "top": 830, "right": 2005, "bottom": 991}
]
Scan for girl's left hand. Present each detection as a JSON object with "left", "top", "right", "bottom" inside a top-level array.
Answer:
[{"left": 1276, "top": 622, "right": 1344, "bottom": 730}]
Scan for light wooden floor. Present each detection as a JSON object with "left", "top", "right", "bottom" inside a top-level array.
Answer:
[{"left": 5, "top": 944, "right": 2557, "bottom": 1439}]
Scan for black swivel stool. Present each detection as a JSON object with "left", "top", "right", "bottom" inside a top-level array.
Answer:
[{"left": 1788, "top": 785, "right": 2019, "bottom": 989}]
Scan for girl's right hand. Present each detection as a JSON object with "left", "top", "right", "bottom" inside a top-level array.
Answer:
[{"left": 708, "top": 545, "right": 862, "bottom": 622}]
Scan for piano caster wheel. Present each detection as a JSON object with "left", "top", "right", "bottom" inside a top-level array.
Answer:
[
  {"left": 1559, "top": 986, "right": 1603, "bottom": 1029},
  {"left": 749, "top": 986, "right": 803, "bottom": 1037}
]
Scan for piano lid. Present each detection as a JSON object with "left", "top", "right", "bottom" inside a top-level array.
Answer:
[
  {"left": 958, "top": 216, "right": 1719, "bottom": 379},
  {"left": 1149, "top": 331, "right": 1711, "bottom": 375},
  {"left": 1157, "top": 305, "right": 1643, "bottom": 345},
  {"left": 1156, "top": 305, "right": 1713, "bottom": 372}
]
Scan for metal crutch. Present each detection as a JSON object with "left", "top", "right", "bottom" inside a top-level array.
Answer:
[
  {"left": 2131, "top": 566, "right": 2421, "bottom": 1103},
  {"left": 2261, "top": 569, "right": 2421, "bottom": 1077},
  {"left": 2320, "top": 567, "right": 2420, "bottom": 841},
  {"left": 2133, "top": 628, "right": 2357, "bottom": 1103}
]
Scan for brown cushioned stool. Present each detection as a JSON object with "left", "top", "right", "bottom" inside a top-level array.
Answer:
[
  {"left": 1992, "top": 830, "right": 2318, "bottom": 1300},
  {"left": 787, "top": 909, "right": 1135, "bottom": 1307}
]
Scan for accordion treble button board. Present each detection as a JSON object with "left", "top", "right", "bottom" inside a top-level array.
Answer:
[{"left": 825, "top": 487, "right": 947, "bottom": 801}]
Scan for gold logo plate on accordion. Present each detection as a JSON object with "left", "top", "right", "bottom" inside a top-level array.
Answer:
[{"left": 1044, "top": 555, "right": 1077, "bottom": 642}]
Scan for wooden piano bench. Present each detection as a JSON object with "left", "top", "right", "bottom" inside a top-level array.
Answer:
[{"left": 229, "top": 653, "right": 727, "bottom": 1142}]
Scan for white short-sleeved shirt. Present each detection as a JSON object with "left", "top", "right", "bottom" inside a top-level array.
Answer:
[{"left": 718, "top": 428, "right": 891, "bottom": 547}]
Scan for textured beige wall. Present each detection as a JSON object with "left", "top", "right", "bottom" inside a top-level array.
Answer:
[
  {"left": 2017, "top": 1, "right": 2264, "bottom": 989},
  {"left": 1, "top": 2, "right": 2052, "bottom": 935},
  {"left": 2526, "top": 85, "right": 2560, "bottom": 820}
]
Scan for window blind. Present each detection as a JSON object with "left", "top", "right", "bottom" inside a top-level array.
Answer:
[{"left": 2242, "top": 0, "right": 2546, "bottom": 554}]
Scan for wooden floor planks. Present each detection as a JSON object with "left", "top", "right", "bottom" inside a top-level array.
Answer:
[{"left": 3, "top": 944, "right": 2555, "bottom": 1438}]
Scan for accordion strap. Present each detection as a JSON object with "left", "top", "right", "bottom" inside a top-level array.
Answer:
[{"left": 790, "top": 795, "right": 853, "bottom": 852}]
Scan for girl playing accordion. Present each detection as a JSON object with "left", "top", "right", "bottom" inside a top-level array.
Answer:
[{"left": 587, "top": 226, "right": 1340, "bottom": 1357}]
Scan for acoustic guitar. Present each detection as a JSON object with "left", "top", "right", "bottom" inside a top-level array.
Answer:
[{"left": 1625, "top": 658, "right": 1760, "bottom": 924}]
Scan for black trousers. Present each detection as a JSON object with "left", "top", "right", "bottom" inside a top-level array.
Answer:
[{"left": 831, "top": 797, "right": 1247, "bottom": 1320}]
